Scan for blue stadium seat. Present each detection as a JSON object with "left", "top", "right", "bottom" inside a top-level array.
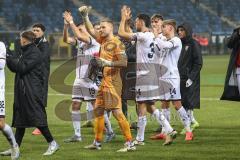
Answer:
[{"left": 0, "top": 0, "right": 239, "bottom": 33}]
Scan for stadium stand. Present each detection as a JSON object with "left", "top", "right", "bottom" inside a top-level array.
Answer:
[
  {"left": 0, "top": 0, "right": 239, "bottom": 33},
  {"left": 201, "top": 0, "right": 240, "bottom": 23},
  {"left": 0, "top": 0, "right": 239, "bottom": 56}
]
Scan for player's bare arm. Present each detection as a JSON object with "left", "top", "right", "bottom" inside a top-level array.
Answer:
[
  {"left": 63, "top": 15, "right": 76, "bottom": 46},
  {"left": 63, "top": 11, "right": 91, "bottom": 44},
  {"left": 155, "top": 38, "right": 175, "bottom": 49},
  {"left": 118, "top": 6, "right": 134, "bottom": 40},
  {"left": 79, "top": 6, "right": 101, "bottom": 42}
]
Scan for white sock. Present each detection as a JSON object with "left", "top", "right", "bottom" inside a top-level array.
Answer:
[
  {"left": 72, "top": 111, "right": 81, "bottom": 137},
  {"left": 136, "top": 116, "right": 147, "bottom": 142},
  {"left": 104, "top": 111, "right": 113, "bottom": 134},
  {"left": 157, "top": 109, "right": 173, "bottom": 134},
  {"left": 177, "top": 107, "right": 191, "bottom": 132},
  {"left": 152, "top": 109, "right": 164, "bottom": 132},
  {"left": 86, "top": 102, "right": 93, "bottom": 121},
  {"left": 125, "top": 141, "right": 132, "bottom": 147},
  {"left": 94, "top": 139, "right": 101, "bottom": 145},
  {"left": 1, "top": 124, "right": 18, "bottom": 147},
  {"left": 162, "top": 108, "right": 171, "bottom": 122},
  {"left": 187, "top": 109, "right": 197, "bottom": 124}
]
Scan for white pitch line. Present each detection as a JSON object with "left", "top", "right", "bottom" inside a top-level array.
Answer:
[
  {"left": 5, "top": 92, "right": 220, "bottom": 101},
  {"left": 200, "top": 97, "right": 219, "bottom": 101}
]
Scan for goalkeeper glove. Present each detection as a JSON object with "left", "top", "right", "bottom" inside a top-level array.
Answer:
[
  {"left": 97, "top": 58, "right": 113, "bottom": 67},
  {"left": 78, "top": 6, "right": 92, "bottom": 18}
]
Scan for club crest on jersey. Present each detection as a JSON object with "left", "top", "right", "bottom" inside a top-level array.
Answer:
[
  {"left": 104, "top": 42, "right": 117, "bottom": 52},
  {"left": 185, "top": 46, "right": 189, "bottom": 51}
]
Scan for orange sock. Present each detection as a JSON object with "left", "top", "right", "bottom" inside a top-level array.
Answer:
[
  {"left": 116, "top": 112, "right": 132, "bottom": 142},
  {"left": 94, "top": 115, "right": 105, "bottom": 142}
]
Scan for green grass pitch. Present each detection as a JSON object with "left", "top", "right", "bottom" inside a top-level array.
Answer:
[{"left": 1, "top": 55, "right": 240, "bottom": 160}]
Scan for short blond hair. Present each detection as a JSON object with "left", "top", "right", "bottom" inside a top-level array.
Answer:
[
  {"left": 100, "top": 19, "right": 114, "bottom": 27},
  {"left": 162, "top": 19, "right": 177, "bottom": 31}
]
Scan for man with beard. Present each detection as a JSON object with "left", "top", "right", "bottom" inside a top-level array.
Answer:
[{"left": 80, "top": 5, "right": 135, "bottom": 152}]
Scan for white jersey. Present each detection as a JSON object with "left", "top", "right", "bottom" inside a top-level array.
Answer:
[
  {"left": 156, "top": 33, "right": 167, "bottom": 40},
  {"left": 154, "top": 36, "right": 182, "bottom": 79},
  {"left": 0, "top": 42, "right": 6, "bottom": 85},
  {"left": 76, "top": 37, "right": 100, "bottom": 79},
  {"left": 154, "top": 33, "right": 167, "bottom": 63},
  {"left": 0, "top": 41, "right": 6, "bottom": 117},
  {"left": 133, "top": 32, "right": 156, "bottom": 76},
  {"left": 133, "top": 32, "right": 160, "bottom": 101}
]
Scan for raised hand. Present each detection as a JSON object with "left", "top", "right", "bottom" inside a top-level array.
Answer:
[
  {"left": 63, "top": 12, "right": 68, "bottom": 25},
  {"left": 78, "top": 6, "right": 92, "bottom": 18},
  {"left": 63, "top": 11, "right": 73, "bottom": 24},
  {"left": 121, "top": 5, "right": 132, "bottom": 21},
  {"left": 126, "top": 7, "right": 132, "bottom": 20},
  {"left": 121, "top": 5, "right": 131, "bottom": 20}
]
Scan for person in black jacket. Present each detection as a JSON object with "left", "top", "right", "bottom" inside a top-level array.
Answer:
[
  {"left": 31, "top": 23, "right": 51, "bottom": 135},
  {"left": 33, "top": 23, "right": 50, "bottom": 107},
  {"left": 221, "top": 26, "right": 240, "bottom": 101},
  {"left": 177, "top": 23, "right": 203, "bottom": 134},
  {"left": 4, "top": 31, "right": 59, "bottom": 156}
]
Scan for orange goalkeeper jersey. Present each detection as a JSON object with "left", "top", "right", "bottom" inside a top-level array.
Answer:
[{"left": 99, "top": 36, "right": 125, "bottom": 88}]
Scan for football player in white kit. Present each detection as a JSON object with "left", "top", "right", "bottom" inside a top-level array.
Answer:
[
  {"left": 62, "top": 11, "right": 100, "bottom": 142},
  {"left": 154, "top": 19, "right": 193, "bottom": 141},
  {"left": 119, "top": 6, "right": 177, "bottom": 146},
  {"left": 150, "top": 14, "right": 173, "bottom": 139},
  {"left": 0, "top": 41, "right": 20, "bottom": 159}
]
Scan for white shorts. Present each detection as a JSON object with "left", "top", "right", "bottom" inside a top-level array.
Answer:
[
  {"left": 0, "top": 87, "right": 5, "bottom": 117},
  {"left": 158, "top": 78, "right": 181, "bottom": 100},
  {"left": 72, "top": 78, "right": 98, "bottom": 102},
  {"left": 135, "top": 70, "right": 160, "bottom": 102},
  {"left": 236, "top": 67, "right": 240, "bottom": 74}
]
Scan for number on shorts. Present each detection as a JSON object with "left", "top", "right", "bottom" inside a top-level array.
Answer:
[
  {"left": 89, "top": 88, "right": 95, "bottom": 97},
  {"left": 0, "top": 101, "right": 4, "bottom": 108},
  {"left": 170, "top": 88, "right": 176, "bottom": 96},
  {"left": 137, "top": 89, "right": 141, "bottom": 96},
  {"left": 0, "top": 101, "right": 4, "bottom": 112}
]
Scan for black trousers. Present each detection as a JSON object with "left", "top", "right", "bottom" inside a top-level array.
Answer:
[{"left": 15, "top": 126, "right": 54, "bottom": 146}]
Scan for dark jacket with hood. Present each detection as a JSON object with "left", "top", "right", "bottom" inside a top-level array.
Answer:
[
  {"left": 221, "top": 27, "right": 240, "bottom": 101},
  {"left": 177, "top": 23, "right": 203, "bottom": 109},
  {"left": 35, "top": 37, "right": 50, "bottom": 107},
  {"left": 7, "top": 43, "right": 48, "bottom": 127}
]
